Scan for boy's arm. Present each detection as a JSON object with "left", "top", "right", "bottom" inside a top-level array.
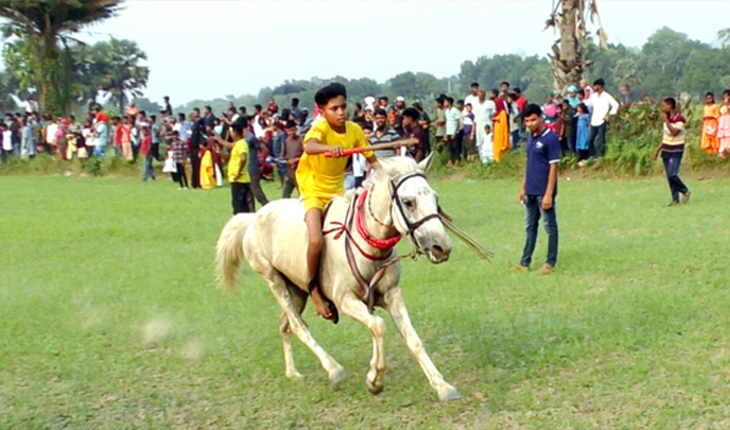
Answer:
[
  {"left": 542, "top": 163, "right": 558, "bottom": 210},
  {"left": 304, "top": 138, "right": 344, "bottom": 157},
  {"left": 365, "top": 155, "right": 381, "bottom": 170}
]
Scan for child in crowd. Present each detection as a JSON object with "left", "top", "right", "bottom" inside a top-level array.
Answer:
[
  {"left": 121, "top": 116, "right": 133, "bottom": 161},
  {"left": 296, "top": 83, "right": 379, "bottom": 322},
  {"left": 170, "top": 134, "right": 188, "bottom": 189},
  {"left": 575, "top": 103, "right": 590, "bottom": 162},
  {"left": 701, "top": 92, "right": 720, "bottom": 156},
  {"left": 281, "top": 120, "right": 303, "bottom": 198},
  {"left": 560, "top": 100, "right": 576, "bottom": 154},
  {"left": 462, "top": 103, "right": 476, "bottom": 161},
  {"left": 718, "top": 90, "right": 730, "bottom": 158},
  {"left": 479, "top": 124, "right": 493, "bottom": 164}
]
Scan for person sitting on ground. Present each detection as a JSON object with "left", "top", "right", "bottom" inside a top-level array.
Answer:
[{"left": 296, "top": 82, "right": 380, "bottom": 322}]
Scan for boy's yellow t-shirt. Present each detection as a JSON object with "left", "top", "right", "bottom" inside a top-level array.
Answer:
[
  {"left": 296, "top": 120, "right": 373, "bottom": 198},
  {"left": 227, "top": 138, "right": 250, "bottom": 183}
]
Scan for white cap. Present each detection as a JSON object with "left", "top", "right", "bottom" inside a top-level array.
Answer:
[{"left": 395, "top": 96, "right": 405, "bottom": 102}]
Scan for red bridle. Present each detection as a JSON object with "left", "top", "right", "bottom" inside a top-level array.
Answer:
[{"left": 355, "top": 190, "right": 401, "bottom": 251}]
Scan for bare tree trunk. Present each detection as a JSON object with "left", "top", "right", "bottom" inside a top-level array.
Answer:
[{"left": 547, "top": 0, "right": 604, "bottom": 97}]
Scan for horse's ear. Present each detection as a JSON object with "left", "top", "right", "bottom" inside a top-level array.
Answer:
[{"left": 417, "top": 152, "right": 434, "bottom": 175}]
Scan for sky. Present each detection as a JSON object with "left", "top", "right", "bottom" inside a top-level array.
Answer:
[{"left": 74, "top": 0, "right": 728, "bottom": 106}]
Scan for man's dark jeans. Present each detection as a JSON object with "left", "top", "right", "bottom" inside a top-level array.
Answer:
[
  {"left": 588, "top": 122, "right": 607, "bottom": 157},
  {"left": 520, "top": 195, "right": 559, "bottom": 268},
  {"left": 662, "top": 153, "right": 689, "bottom": 202}
]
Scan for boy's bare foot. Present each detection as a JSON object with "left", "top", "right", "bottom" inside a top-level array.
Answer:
[{"left": 311, "top": 286, "right": 338, "bottom": 323}]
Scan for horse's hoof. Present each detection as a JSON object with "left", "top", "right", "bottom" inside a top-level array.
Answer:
[
  {"left": 366, "top": 380, "right": 384, "bottom": 396},
  {"left": 286, "top": 371, "right": 303, "bottom": 379},
  {"left": 438, "top": 388, "right": 462, "bottom": 402},
  {"left": 329, "top": 367, "right": 348, "bottom": 384}
]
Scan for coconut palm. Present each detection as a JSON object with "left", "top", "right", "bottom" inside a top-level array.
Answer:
[
  {"left": 0, "top": 0, "right": 123, "bottom": 115},
  {"left": 94, "top": 38, "right": 149, "bottom": 114},
  {"left": 545, "top": 0, "right": 607, "bottom": 96}
]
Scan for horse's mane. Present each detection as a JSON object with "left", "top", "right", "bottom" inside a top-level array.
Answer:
[{"left": 336, "top": 156, "right": 419, "bottom": 205}]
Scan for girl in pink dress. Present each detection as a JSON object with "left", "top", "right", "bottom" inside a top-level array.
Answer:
[{"left": 718, "top": 90, "right": 730, "bottom": 158}]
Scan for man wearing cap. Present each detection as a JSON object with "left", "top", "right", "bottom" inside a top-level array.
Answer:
[
  {"left": 566, "top": 86, "right": 580, "bottom": 108},
  {"left": 393, "top": 96, "right": 406, "bottom": 136}
]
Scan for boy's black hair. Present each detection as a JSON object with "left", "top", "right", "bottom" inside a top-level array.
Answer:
[
  {"left": 723, "top": 89, "right": 730, "bottom": 97},
  {"left": 231, "top": 117, "right": 249, "bottom": 135},
  {"left": 470, "top": 82, "right": 479, "bottom": 88},
  {"left": 362, "top": 123, "right": 374, "bottom": 132},
  {"left": 501, "top": 81, "right": 510, "bottom": 87},
  {"left": 446, "top": 96, "right": 454, "bottom": 104},
  {"left": 139, "top": 110, "right": 146, "bottom": 117},
  {"left": 354, "top": 102, "right": 362, "bottom": 110},
  {"left": 523, "top": 103, "right": 543, "bottom": 118},
  {"left": 69, "top": 114, "right": 76, "bottom": 120},
  {"left": 285, "top": 120, "right": 297, "bottom": 129},
  {"left": 593, "top": 78, "right": 605, "bottom": 87},
  {"left": 150, "top": 114, "right": 157, "bottom": 121},
  {"left": 228, "top": 106, "right": 237, "bottom": 113},
  {"left": 193, "top": 107, "right": 200, "bottom": 114},
  {"left": 113, "top": 116, "right": 121, "bottom": 121},
  {"left": 514, "top": 87, "right": 522, "bottom": 94},
  {"left": 456, "top": 99, "right": 464, "bottom": 105},
  {"left": 314, "top": 83, "right": 347, "bottom": 107},
  {"left": 254, "top": 104, "right": 262, "bottom": 112},
  {"left": 379, "top": 96, "right": 389, "bottom": 102},
  {"left": 664, "top": 97, "right": 677, "bottom": 109},
  {"left": 374, "top": 108, "right": 387, "bottom": 117},
  {"left": 576, "top": 103, "right": 588, "bottom": 113},
  {"left": 178, "top": 113, "right": 185, "bottom": 120},
  {"left": 204, "top": 105, "right": 212, "bottom": 112},
  {"left": 164, "top": 96, "right": 170, "bottom": 100},
  {"left": 706, "top": 92, "right": 715, "bottom": 98},
  {"left": 402, "top": 107, "right": 420, "bottom": 121},
  {"left": 238, "top": 106, "right": 247, "bottom": 113},
  {"left": 489, "top": 89, "right": 499, "bottom": 97},
  {"left": 291, "top": 98, "right": 299, "bottom": 107}
]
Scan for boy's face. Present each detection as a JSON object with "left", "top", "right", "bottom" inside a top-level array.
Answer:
[
  {"left": 724, "top": 94, "right": 730, "bottom": 103},
  {"left": 363, "top": 129, "right": 372, "bottom": 139},
  {"left": 374, "top": 113, "right": 387, "bottom": 129},
  {"left": 706, "top": 95, "right": 714, "bottom": 104},
  {"left": 662, "top": 102, "right": 672, "bottom": 114},
  {"left": 285, "top": 127, "right": 297, "bottom": 137},
  {"left": 501, "top": 84, "right": 508, "bottom": 93},
  {"left": 322, "top": 95, "right": 348, "bottom": 128},
  {"left": 456, "top": 102, "right": 464, "bottom": 110},
  {"left": 466, "top": 105, "right": 472, "bottom": 113}
]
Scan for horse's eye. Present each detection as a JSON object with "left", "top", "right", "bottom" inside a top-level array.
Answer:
[{"left": 403, "top": 199, "right": 414, "bottom": 208}]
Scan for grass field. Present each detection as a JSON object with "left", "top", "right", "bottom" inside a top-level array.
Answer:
[{"left": 2, "top": 172, "right": 730, "bottom": 429}]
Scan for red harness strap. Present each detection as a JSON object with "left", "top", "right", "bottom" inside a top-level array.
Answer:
[{"left": 355, "top": 191, "right": 401, "bottom": 250}]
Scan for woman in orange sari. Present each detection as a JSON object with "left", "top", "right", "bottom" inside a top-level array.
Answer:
[
  {"left": 701, "top": 92, "right": 720, "bottom": 155},
  {"left": 491, "top": 90, "right": 510, "bottom": 162}
]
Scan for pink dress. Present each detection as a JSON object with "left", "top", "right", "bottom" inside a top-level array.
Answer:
[{"left": 718, "top": 105, "right": 730, "bottom": 155}]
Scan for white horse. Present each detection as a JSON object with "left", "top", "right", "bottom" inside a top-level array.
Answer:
[{"left": 215, "top": 154, "right": 461, "bottom": 401}]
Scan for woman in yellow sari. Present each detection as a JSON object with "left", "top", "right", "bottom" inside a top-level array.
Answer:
[
  {"left": 491, "top": 90, "right": 510, "bottom": 162},
  {"left": 199, "top": 146, "right": 215, "bottom": 190},
  {"left": 701, "top": 92, "right": 720, "bottom": 155}
]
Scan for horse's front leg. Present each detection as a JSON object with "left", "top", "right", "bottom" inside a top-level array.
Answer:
[
  {"left": 382, "top": 287, "right": 461, "bottom": 401},
  {"left": 338, "top": 293, "right": 387, "bottom": 395}
]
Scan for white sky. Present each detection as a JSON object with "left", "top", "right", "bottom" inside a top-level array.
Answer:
[{"left": 75, "top": 0, "right": 728, "bottom": 106}]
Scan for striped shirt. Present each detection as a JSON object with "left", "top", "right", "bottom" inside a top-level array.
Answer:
[
  {"left": 445, "top": 107, "right": 461, "bottom": 136},
  {"left": 369, "top": 126, "right": 400, "bottom": 158},
  {"left": 661, "top": 113, "right": 686, "bottom": 155}
]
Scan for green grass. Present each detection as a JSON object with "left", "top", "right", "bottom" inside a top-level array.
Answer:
[{"left": 2, "top": 173, "right": 730, "bottom": 429}]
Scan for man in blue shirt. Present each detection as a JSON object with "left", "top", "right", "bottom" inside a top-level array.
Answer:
[{"left": 513, "top": 104, "right": 560, "bottom": 275}]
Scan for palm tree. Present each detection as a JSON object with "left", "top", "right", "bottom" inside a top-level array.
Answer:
[
  {"left": 0, "top": 0, "right": 123, "bottom": 115},
  {"left": 94, "top": 38, "right": 149, "bottom": 115},
  {"left": 545, "top": 0, "right": 607, "bottom": 96},
  {"left": 719, "top": 28, "right": 730, "bottom": 49}
]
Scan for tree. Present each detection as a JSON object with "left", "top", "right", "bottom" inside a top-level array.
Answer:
[
  {"left": 718, "top": 28, "right": 730, "bottom": 49},
  {"left": 94, "top": 38, "right": 149, "bottom": 114},
  {"left": 387, "top": 72, "right": 442, "bottom": 101},
  {"left": 638, "top": 27, "right": 706, "bottom": 98},
  {"left": 0, "top": 0, "right": 123, "bottom": 115},
  {"left": 545, "top": 0, "right": 607, "bottom": 96}
]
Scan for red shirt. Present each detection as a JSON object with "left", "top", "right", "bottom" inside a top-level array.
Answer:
[
  {"left": 140, "top": 135, "right": 152, "bottom": 156},
  {"left": 516, "top": 96, "right": 528, "bottom": 113},
  {"left": 493, "top": 97, "right": 507, "bottom": 115}
]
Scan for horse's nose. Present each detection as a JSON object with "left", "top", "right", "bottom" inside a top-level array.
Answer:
[{"left": 427, "top": 242, "right": 451, "bottom": 263}]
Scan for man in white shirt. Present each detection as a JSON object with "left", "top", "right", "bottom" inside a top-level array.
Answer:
[
  {"left": 584, "top": 78, "right": 619, "bottom": 157},
  {"left": 464, "top": 82, "right": 480, "bottom": 111}
]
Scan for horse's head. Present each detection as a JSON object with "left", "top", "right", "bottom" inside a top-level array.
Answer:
[{"left": 371, "top": 154, "right": 453, "bottom": 264}]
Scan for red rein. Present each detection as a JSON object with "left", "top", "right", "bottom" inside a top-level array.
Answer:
[{"left": 355, "top": 191, "right": 402, "bottom": 250}]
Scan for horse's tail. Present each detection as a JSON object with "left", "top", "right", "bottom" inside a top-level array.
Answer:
[{"left": 216, "top": 213, "right": 255, "bottom": 295}]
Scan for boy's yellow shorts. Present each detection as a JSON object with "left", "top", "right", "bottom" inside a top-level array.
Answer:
[{"left": 302, "top": 195, "right": 334, "bottom": 213}]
